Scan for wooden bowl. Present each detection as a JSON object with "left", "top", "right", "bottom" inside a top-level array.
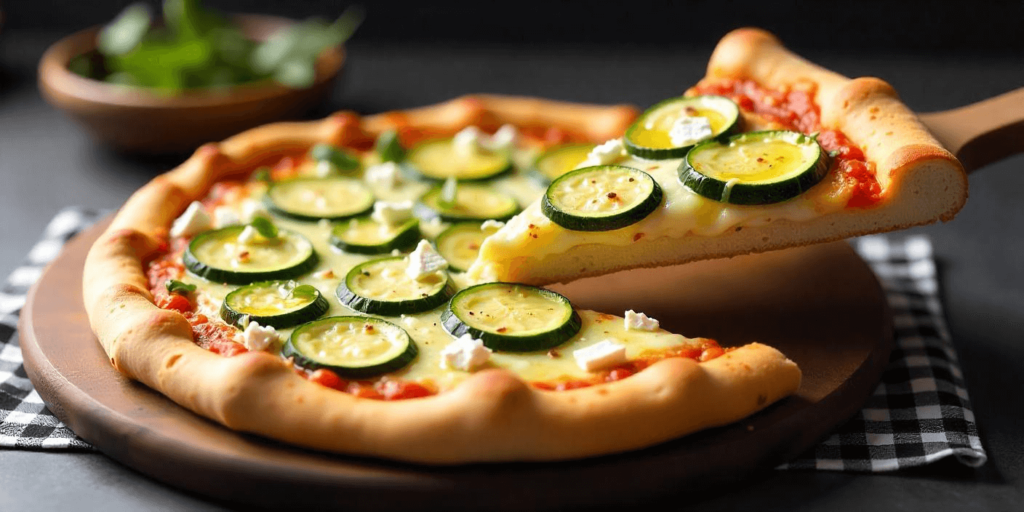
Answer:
[{"left": 38, "top": 14, "right": 345, "bottom": 154}]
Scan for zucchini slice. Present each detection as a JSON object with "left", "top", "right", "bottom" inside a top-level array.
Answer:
[
  {"left": 220, "top": 280, "right": 329, "bottom": 329},
  {"left": 329, "top": 217, "right": 421, "bottom": 255},
  {"left": 529, "top": 143, "right": 596, "bottom": 185},
  {"left": 541, "top": 165, "right": 663, "bottom": 232},
  {"left": 337, "top": 257, "right": 455, "bottom": 316},
  {"left": 441, "top": 283, "right": 581, "bottom": 352},
  {"left": 434, "top": 222, "right": 502, "bottom": 273},
  {"left": 284, "top": 316, "right": 418, "bottom": 379},
  {"left": 265, "top": 177, "right": 375, "bottom": 221},
  {"left": 184, "top": 226, "right": 318, "bottom": 285},
  {"left": 625, "top": 95, "right": 740, "bottom": 160},
  {"left": 404, "top": 138, "right": 512, "bottom": 182},
  {"left": 680, "top": 130, "right": 831, "bottom": 205},
  {"left": 415, "top": 184, "right": 519, "bottom": 223}
]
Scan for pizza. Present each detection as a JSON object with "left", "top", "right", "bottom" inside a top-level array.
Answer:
[
  {"left": 78, "top": 26, "right": 964, "bottom": 464},
  {"left": 468, "top": 28, "right": 968, "bottom": 285}
]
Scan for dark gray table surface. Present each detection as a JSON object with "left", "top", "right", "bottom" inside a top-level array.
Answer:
[{"left": 1, "top": 29, "right": 1022, "bottom": 511}]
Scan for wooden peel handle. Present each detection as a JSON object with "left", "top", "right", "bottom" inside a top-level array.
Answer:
[{"left": 920, "top": 87, "right": 1024, "bottom": 174}]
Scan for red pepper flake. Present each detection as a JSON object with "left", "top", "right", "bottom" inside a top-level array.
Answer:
[
  {"left": 547, "top": 349, "right": 560, "bottom": 358},
  {"left": 497, "top": 327, "right": 508, "bottom": 333},
  {"left": 607, "top": 192, "right": 617, "bottom": 199},
  {"left": 633, "top": 232, "right": 645, "bottom": 242}
]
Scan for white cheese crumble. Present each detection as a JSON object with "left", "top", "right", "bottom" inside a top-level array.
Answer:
[
  {"left": 440, "top": 334, "right": 492, "bottom": 371},
  {"left": 169, "top": 201, "right": 212, "bottom": 238},
  {"left": 578, "top": 138, "right": 625, "bottom": 168},
  {"left": 240, "top": 199, "right": 268, "bottom": 223},
  {"left": 314, "top": 160, "right": 337, "bottom": 177},
  {"left": 453, "top": 126, "right": 483, "bottom": 155},
  {"left": 237, "top": 225, "right": 259, "bottom": 244},
  {"left": 480, "top": 219, "right": 506, "bottom": 231},
  {"left": 624, "top": 310, "right": 660, "bottom": 331},
  {"left": 212, "top": 206, "right": 241, "bottom": 228},
  {"left": 317, "top": 218, "right": 332, "bottom": 230},
  {"left": 406, "top": 239, "right": 449, "bottom": 280},
  {"left": 364, "top": 162, "right": 403, "bottom": 190},
  {"left": 485, "top": 124, "right": 519, "bottom": 151},
  {"left": 573, "top": 340, "right": 627, "bottom": 372},
  {"left": 371, "top": 200, "right": 414, "bottom": 226},
  {"left": 241, "top": 321, "right": 278, "bottom": 352},
  {"left": 669, "top": 116, "right": 713, "bottom": 147}
]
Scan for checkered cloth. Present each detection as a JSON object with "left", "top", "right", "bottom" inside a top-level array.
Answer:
[{"left": 0, "top": 208, "right": 988, "bottom": 471}]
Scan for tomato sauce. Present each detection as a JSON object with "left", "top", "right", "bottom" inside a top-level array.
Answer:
[{"left": 692, "top": 78, "right": 882, "bottom": 207}]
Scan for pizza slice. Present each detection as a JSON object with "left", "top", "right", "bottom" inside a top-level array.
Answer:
[{"left": 466, "top": 28, "right": 968, "bottom": 285}]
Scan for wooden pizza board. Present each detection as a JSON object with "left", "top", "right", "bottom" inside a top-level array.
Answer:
[{"left": 20, "top": 218, "right": 892, "bottom": 510}]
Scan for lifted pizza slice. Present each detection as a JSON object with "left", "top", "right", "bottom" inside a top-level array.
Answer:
[{"left": 466, "top": 28, "right": 967, "bottom": 285}]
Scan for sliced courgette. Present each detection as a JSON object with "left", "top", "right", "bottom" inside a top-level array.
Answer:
[
  {"left": 415, "top": 184, "right": 519, "bottom": 223},
  {"left": 680, "top": 130, "right": 831, "bottom": 205},
  {"left": 219, "top": 280, "right": 329, "bottom": 329},
  {"left": 337, "top": 257, "right": 455, "bottom": 316},
  {"left": 625, "top": 95, "right": 740, "bottom": 160},
  {"left": 184, "top": 226, "right": 318, "bottom": 285},
  {"left": 283, "top": 316, "right": 418, "bottom": 379},
  {"left": 329, "top": 217, "right": 421, "bottom": 255},
  {"left": 541, "top": 165, "right": 663, "bottom": 232},
  {"left": 529, "top": 143, "right": 596, "bottom": 185},
  {"left": 265, "top": 177, "right": 375, "bottom": 221},
  {"left": 403, "top": 138, "right": 512, "bottom": 182},
  {"left": 434, "top": 222, "right": 502, "bottom": 273},
  {"left": 441, "top": 283, "right": 581, "bottom": 352}
]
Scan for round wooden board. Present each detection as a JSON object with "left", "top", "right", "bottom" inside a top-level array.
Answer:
[{"left": 21, "top": 219, "right": 892, "bottom": 511}]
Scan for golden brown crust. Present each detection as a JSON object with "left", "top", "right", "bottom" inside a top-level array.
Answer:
[
  {"left": 473, "top": 28, "right": 968, "bottom": 286},
  {"left": 83, "top": 94, "right": 800, "bottom": 463}
]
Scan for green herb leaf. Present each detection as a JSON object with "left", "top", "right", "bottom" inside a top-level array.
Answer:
[
  {"left": 829, "top": 150, "right": 840, "bottom": 158},
  {"left": 310, "top": 143, "right": 360, "bottom": 170},
  {"left": 290, "top": 284, "right": 320, "bottom": 300},
  {"left": 439, "top": 177, "right": 458, "bottom": 207},
  {"left": 251, "top": 167, "right": 272, "bottom": 183},
  {"left": 375, "top": 130, "right": 405, "bottom": 163},
  {"left": 250, "top": 217, "right": 279, "bottom": 239},
  {"left": 166, "top": 279, "right": 196, "bottom": 295},
  {"left": 98, "top": 3, "right": 151, "bottom": 56}
]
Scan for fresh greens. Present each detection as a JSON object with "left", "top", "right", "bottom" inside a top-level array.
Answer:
[
  {"left": 73, "top": 0, "right": 363, "bottom": 93},
  {"left": 165, "top": 279, "right": 196, "bottom": 295}
]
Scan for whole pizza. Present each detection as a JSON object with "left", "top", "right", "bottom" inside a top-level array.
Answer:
[{"left": 82, "top": 29, "right": 965, "bottom": 463}]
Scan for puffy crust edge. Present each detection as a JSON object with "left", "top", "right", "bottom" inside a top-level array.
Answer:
[{"left": 83, "top": 95, "right": 801, "bottom": 463}]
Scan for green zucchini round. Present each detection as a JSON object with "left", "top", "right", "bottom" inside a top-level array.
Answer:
[
  {"left": 528, "top": 143, "right": 595, "bottom": 185},
  {"left": 680, "top": 130, "right": 831, "bottom": 205},
  {"left": 183, "top": 226, "right": 319, "bottom": 285},
  {"left": 624, "top": 95, "right": 740, "bottom": 160},
  {"left": 283, "top": 316, "right": 418, "bottom": 379},
  {"left": 329, "top": 217, "right": 421, "bottom": 255},
  {"left": 541, "top": 165, "right": 663, "bottom": 231},
  {"left": 415, "top": 184, "right": 519, "bottom": 223},
  {"left": 219, "top": 280, "right": 329, "bottom": 329},
  {"left": 441, "top": 283, "right": 581, "bottom": 352},
  {"left": 337, "top": 257, "right": 455, "bottom": 316},
  {"left": 433, "top": 222, "right": 501, "bottom": 273},
  {"left": 265, "top": 177, "right": 375, "bottom": 221},
  {"left": 403, "top": 137, "right": 512, "bottom": 182}
]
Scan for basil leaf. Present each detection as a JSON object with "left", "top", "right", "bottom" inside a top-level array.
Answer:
[
  {"left": 290, "top": 284, "right": 320, "bottom": 300},
  {"left": 166, "top": 279, "right": 196, "bottom": 295},
  {"left": 375, "top": 130, "right": 405, "bottom": 163},
  {"left": 250, "top": 217, "right": 279, "bottom": 239},
  {"left": 310, "top": 143, "right": 359, "bottom": 170},
  {"left": 251, "top": 167, "right": 272, "bottom": 183},
  {"left": 98, "top": 3, "right": 151, "bottom": 56}
]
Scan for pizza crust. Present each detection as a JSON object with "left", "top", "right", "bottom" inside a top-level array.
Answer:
[
  {"left": 83, "top": 94, "right": 800, "bottom": 463},
  {"left": 470, "top": 28, "right": 968, "bottom": 285}
]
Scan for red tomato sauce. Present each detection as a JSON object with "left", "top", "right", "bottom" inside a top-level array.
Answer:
[
  {"left": 307, "top": 369, "right": 437, "bottom": 401},
  {"left": 530, "top": 339, "right": 728, "bottom": 391},
  {"left": 692, "top": 78, "right": 882, "bottom": 207}
]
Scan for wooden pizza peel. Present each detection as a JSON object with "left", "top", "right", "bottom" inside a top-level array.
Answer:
[{"left": 18, "top": 88, "right": 1023, "bottom": 510}]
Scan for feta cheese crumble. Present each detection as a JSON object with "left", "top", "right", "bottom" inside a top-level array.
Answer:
[
  {"left": 314, "top": 160, "right": 338, "bottom": 177},
  {"left": 241, "top": 321, "right": 279, "bottom": 352},
  {"left": 406, "top": 240, "right": 449, "bottom": 280},
  {"left": 573, "top": 340, "right": 627, "bottom": 372},
  {"left": 453, "top": 126, "right": 483, "bottom": 155},
  {"left": 624, "top": 310, "right": 660, "bottom": 331},
  {"left": 578, "top": 138, "right": 625, "bottom": 168},
  {"left": 371, "top": 200, "right": 414, "bottom": 226},
  {"left": 364, "top": 161, "right": 403, "bottom": 190},
  {"left": 240, "top": 199, "right": 269, "bottom": 223},
  {"left": 169, "top": 201, "right": 212, "bottom": 238},
  {"left": 212, "top": 206, "right": 241, "bottom": 228},
  {"left": 669, "top": 116, "right": 713, "bottom": 147},
  {"left": 486, "top": 124, "right": 519, "bottom": 151},
  {"left": 237, "top": 225, "right": 259, "bottom": 244},
  {"left": 440, "top": 334, "right": 492, "bottom": 371},
  {"left": 480, "top": 219, "right": 506, "bottom": 231}
]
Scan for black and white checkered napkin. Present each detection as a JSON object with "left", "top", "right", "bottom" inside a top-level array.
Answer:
[{"left": 0, "top": 208, "right": 988, "bottom": 470}]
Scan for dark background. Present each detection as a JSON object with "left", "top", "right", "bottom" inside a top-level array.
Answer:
[{"left": 1, "top": 1, "right": 1023, "bottom": 510}]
